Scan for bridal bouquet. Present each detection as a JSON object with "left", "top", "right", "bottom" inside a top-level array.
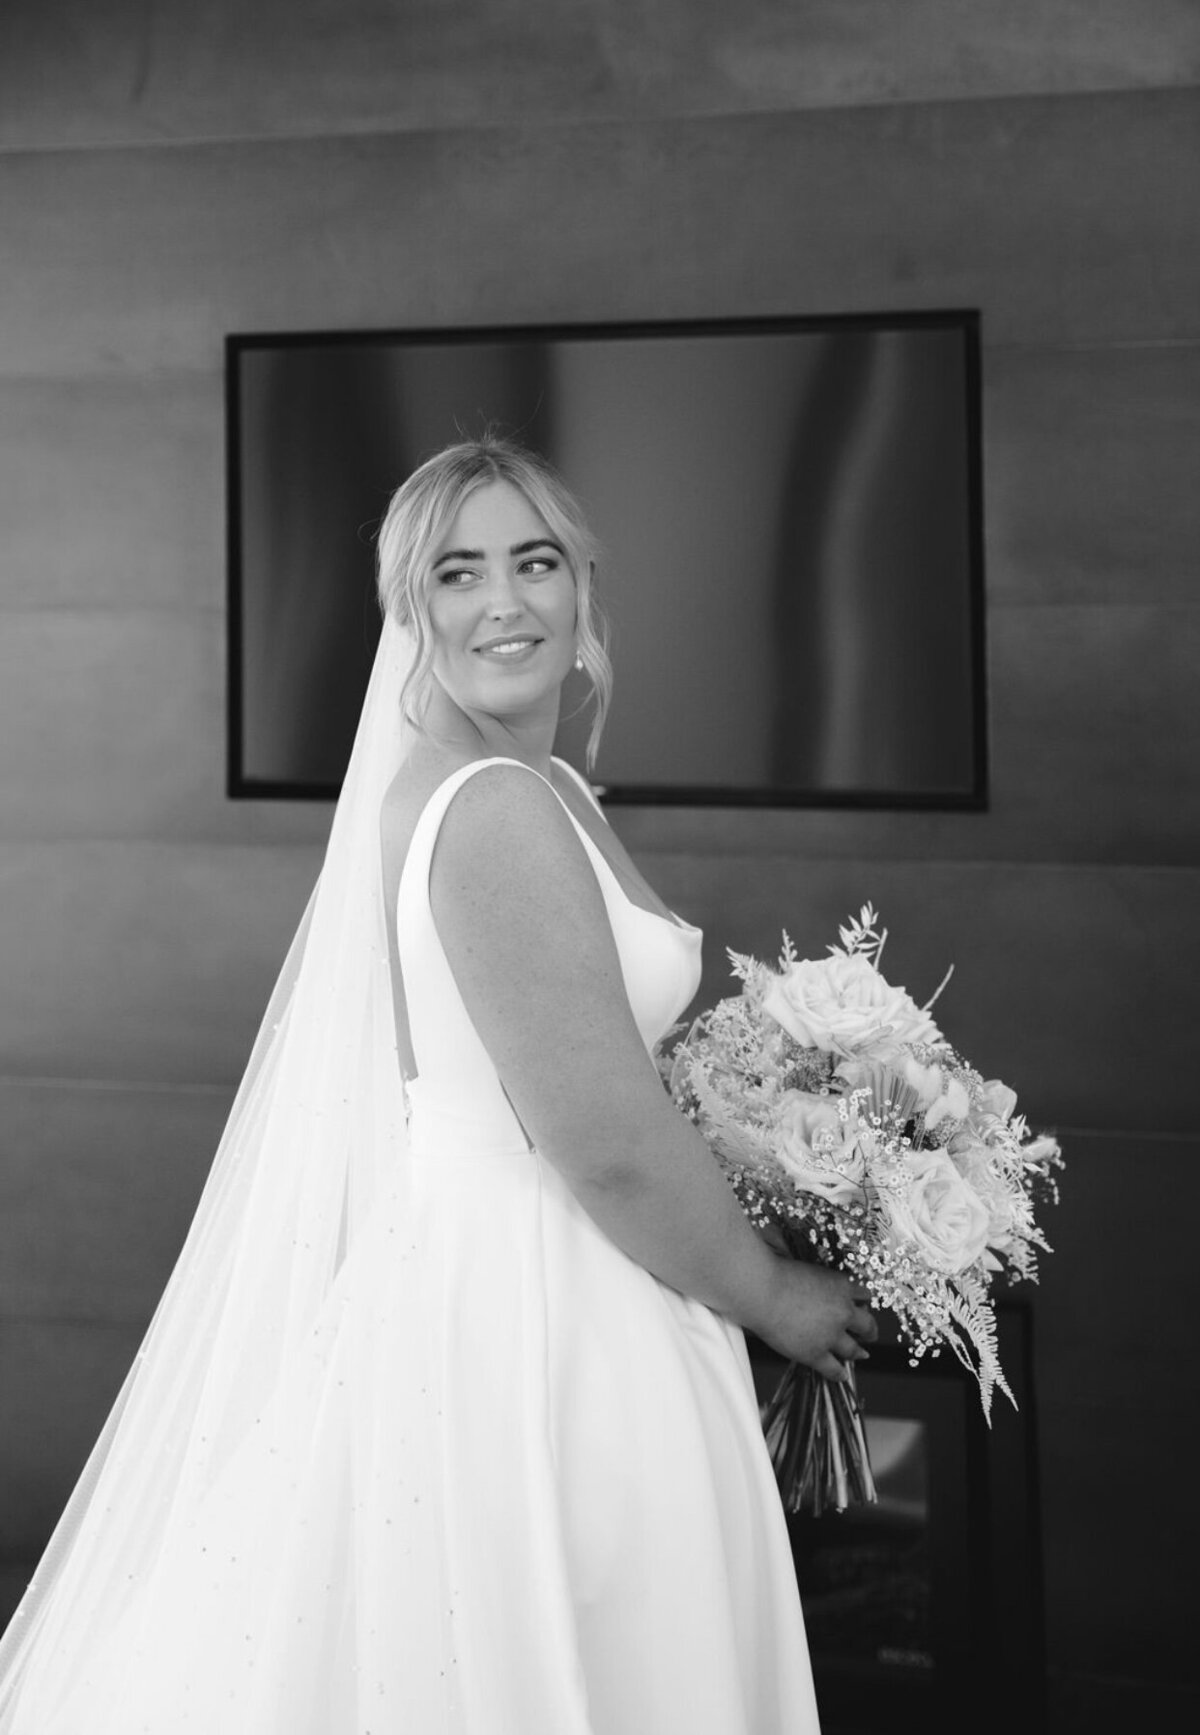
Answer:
[{"left": 663, "top": 905, "right": 1063, "bottom": 1516}]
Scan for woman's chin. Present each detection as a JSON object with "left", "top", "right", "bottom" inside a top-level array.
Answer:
[{"left": 467, "top": 664, "right": 569, "bottom": 710}]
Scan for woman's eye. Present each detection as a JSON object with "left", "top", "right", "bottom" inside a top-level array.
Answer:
[{"left": 437, "top": 556, "right": 557, "bottom": 586}]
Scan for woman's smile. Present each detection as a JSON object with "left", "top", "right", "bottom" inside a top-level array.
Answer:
[{"left": 474, "top": 632, "right": 544, "bottom": 661}]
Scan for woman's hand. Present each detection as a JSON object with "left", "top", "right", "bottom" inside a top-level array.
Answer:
[{"left": 753, "top": 1259, "right": 878, "bottom": 1383}]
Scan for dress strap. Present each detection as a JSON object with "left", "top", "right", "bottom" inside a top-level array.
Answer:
[
  {"left": 399, "top": 759, "right": 528, "bottom": 929},
  {"left": 395, "top": 757, "right": 561, "bottom": 1147},
  {"left": 552, "top": 755, "right": 605, "bottom": 816}
]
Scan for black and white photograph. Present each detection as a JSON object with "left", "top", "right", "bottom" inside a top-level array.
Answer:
[{"left": 0, "top": 5, "right": 1196, "bottom": 1732}]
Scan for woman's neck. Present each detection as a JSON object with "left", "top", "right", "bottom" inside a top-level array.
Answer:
[{"left": 420, "top": 682, "right": 559, "bottom": 777}]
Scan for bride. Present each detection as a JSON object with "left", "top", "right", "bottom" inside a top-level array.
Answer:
[{"left": 0, "top": 437, "right": 875, "bottom": 1732}]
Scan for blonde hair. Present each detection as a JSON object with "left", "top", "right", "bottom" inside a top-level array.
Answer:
[{"left": 376, "top": 436, "right": 612, "bottom": 769}]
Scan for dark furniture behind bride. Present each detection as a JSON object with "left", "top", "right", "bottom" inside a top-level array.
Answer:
[{"left": 749, "top": 1299, "right": 1043, "bottom": 1735}]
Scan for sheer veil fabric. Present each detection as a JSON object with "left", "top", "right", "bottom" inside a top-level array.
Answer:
[{"left": 0, "top": 615, "right": 423, "bottom": 1730}]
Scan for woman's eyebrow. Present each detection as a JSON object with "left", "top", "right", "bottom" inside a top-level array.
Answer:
[
  {"left": 512, "top": 538, "right": 564, "bottom": 555},
  {"left": 432, "top": 538, "right": 564, "bottom": 567}
]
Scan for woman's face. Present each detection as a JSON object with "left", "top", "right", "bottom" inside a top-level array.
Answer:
[{"left": 426, "top": 479, "right": 578, "bottom": 726}]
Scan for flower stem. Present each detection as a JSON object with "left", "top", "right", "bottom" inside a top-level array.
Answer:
[{"left": 761, "top": 1362, "right": 878, "bottom": 1516}]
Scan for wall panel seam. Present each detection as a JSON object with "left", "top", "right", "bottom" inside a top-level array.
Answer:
[{"left": 0, "top": 80, "right": 1197, "bottom": 163}]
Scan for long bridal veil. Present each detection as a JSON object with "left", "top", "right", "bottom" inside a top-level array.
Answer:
[{"left": 0, "top": 614, "right": 420, "bottom": 1731}]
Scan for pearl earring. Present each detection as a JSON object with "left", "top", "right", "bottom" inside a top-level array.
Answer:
[{"left": 574, "top": 652, "right": 584, "bottom": 672}]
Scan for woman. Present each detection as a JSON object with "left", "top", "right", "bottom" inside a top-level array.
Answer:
[{"left": 0, "top": 438, "right": 874, "bottom": 1732}]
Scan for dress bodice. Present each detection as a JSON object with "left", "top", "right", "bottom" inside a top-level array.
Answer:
[{"left": 395, "top": 756, "right": 702, "bottom": 1154}]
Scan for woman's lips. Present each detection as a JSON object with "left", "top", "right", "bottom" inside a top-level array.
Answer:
[{"left": 474, "top": 636, "right": 543, "bottom": 661}]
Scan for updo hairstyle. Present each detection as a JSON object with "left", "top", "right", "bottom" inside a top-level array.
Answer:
[{"left": 376, "top": 436, "right": 612, "bottom": 768}]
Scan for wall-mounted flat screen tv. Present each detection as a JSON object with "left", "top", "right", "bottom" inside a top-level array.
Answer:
[{"left": 226, "top": 312, "right": 986, "bottom": 806}]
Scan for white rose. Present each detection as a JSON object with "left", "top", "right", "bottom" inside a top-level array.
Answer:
[
  {"left": 775, "top": 1091, "right": 865, "bottom": 1206},
  {"left": 976, "top": 1079, "right": 1018, "bottom": 1124},
  {"left": 951, "top": 1140, "right": 1017, "bottom": 1255},
  {"left": 762, "top": 953, "right": 942, "bottom": 1060},
  {"left": 884, "top": 1150, "right": 991, "bottom": 1274}
]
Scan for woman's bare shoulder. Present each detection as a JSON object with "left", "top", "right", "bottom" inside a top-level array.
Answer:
[
  {"left": 415, "top": 757, "right": 604, "bottom": 935},
  {"left": 380, "top": 750, "right": 574, "bottom": 888}
]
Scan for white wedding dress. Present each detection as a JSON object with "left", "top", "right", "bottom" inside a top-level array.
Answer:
[{"left": 5, "top": 758, "right": 819, "bottom": 1733}]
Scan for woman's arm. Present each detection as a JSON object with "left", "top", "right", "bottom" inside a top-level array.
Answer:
[{"left": 430, "top": 764, "right": 874, "bottom": 1378}]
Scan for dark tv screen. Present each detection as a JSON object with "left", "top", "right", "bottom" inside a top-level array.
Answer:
[{"left": 226, "top": 313, "right": 986, "bottom": 806}]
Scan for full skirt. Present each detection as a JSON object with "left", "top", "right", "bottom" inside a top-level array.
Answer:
[{"left": 17, "top": 1110, "right": 818, "bottom": 1734}]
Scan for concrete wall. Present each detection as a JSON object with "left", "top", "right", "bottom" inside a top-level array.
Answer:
[{"left": 1, "top": 3, "right": 1197, "bottom": 1725}]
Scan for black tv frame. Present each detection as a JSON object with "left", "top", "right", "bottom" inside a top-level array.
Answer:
[{"left": 225, "top": 310, "right": 988, "bottom": 808}]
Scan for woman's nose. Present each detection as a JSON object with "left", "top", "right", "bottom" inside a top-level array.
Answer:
[{"left": 485, "top": 572, "right": 522, "bottom": 617}]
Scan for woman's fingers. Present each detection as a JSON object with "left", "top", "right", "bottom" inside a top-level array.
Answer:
[
  {"left": 850, "top": 1304, "right": 878, "bottom": 1344},
  {"left": 814, "top": 1351, "right": 849, "bottom": 1383}
]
